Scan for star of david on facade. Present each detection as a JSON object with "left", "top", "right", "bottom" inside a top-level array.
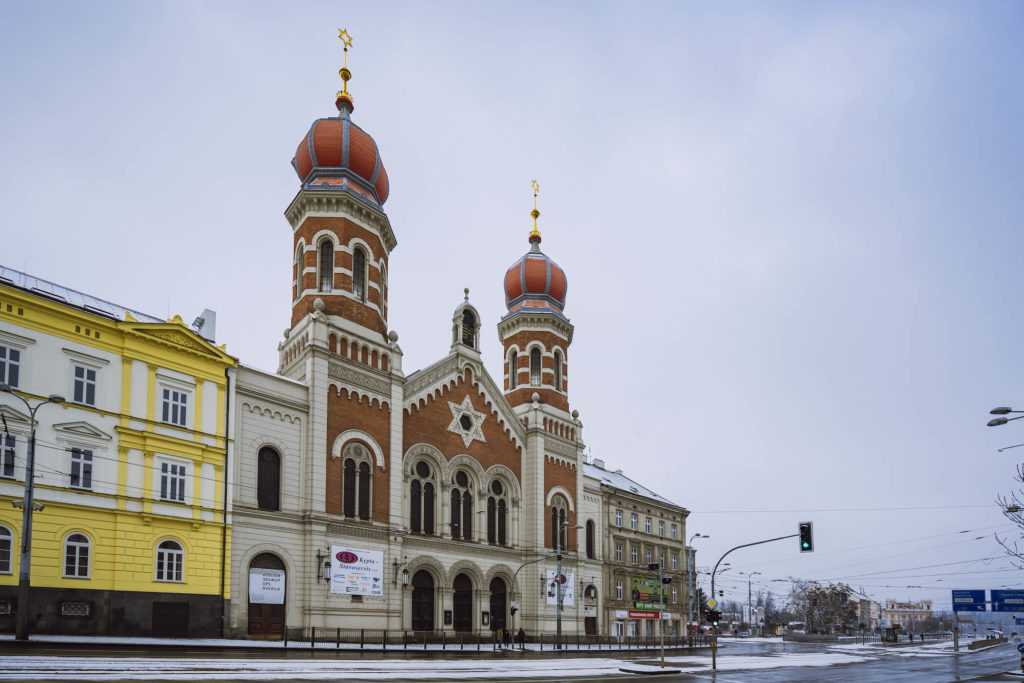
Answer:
[{"left": 447, "top": 395, "right": 487, "bottom": 447}]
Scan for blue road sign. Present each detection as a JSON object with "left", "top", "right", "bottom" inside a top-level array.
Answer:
[
  {"left": 1016, "top": 618, "right": 1024, "bottom": 626},
  {"left": 1018, "top": 643, "right": 1024, "bottom": 654},
  {"left": 991, "top": 589, "right": 1024, "bottom": 612},
  {"left": 952, "top": 590, "right": 986, "bottom": 612}
]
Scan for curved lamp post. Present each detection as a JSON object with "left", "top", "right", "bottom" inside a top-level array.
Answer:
[
  {"left": 987, "top": 407, "right": 1024, "bottom": 427},
  {"left": 687, "top": 533, "right": 709, "bottom": 630},
  {"left": 1, "top": 383, "right": 65, "bottom": 641}
]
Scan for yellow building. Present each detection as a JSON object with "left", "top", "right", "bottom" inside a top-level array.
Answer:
[{"left": 0, "top": 266, "right": 236, "bottom": 637}]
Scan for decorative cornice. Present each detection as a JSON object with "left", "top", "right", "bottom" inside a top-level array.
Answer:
[
  {"left": 497, "top": 311, "right": 574, "bottom": 344},
  {"left": 545, "top": 438, "right": 577, "bottom": 460},
  {"left": 405, "top": 357, "right": 460, "bottom": 398},
  {"left": 285, "top": 188, "right": 397, "bottom": 252},
  {"left": 328, "top": 361, "right": 391, "bottom": 396}
]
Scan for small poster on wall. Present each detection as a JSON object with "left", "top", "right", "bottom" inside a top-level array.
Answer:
[
  {"left": 329, "top": 546, "right": 384, "bottom": 596},
  {"left": 249, "top": 568, "right": 286, "bottom": 605},
  {"left": 545, "top": 570, "right": 575, "bottom": 606}
]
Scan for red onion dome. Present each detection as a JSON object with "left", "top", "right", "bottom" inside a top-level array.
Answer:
[
  {"left": 292, "top": 103, "right": 389, "bottom": 206},
  {"left": 504, "top": 234, "right": 568, "bottom": 314}
]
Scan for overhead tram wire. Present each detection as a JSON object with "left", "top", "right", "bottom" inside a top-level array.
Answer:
[{"left": 693, "top": 503, "right": 992, "bottom": 513}]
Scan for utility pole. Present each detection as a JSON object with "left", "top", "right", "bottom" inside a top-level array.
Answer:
[
  {"left": 555, "top": 522, "right": 582, "bottom": 649},
  {"left": 1, "top": 384, "right": 65, "bottom": 642}
]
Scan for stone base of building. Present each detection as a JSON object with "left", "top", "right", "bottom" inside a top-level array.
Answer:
[{"left": 0, "top": 586, "right": 227, "bottom": 638}]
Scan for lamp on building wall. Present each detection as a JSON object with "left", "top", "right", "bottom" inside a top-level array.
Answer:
[
  {"left": 316, "top": 548, "right": 332, "bottom": 583},
  {"left": 1, "top": 383, "right": 65, "bottom": 642},
  {"left": 393, "top": 557, "right": 409, "bottom": 587}
]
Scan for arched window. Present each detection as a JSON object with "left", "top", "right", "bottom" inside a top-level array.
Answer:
[
  {"left": 155, "top": 539, "right": 184, "bottom": 582},
  {"left": 508, "top": 351, "right": 518, "bottom": 390},
  {"left": 0, "top": 525, "right": 11, "bottom": 574},
  {"left": 257, "top": 447, "right": 280, "bottom": 511},
  {"left": 318, "top": 240, "right": 334, "bottom": 292},
  {"left": 410, "top": 460, "right": 435, "bottom": 535},
  {"left": 342, "top": 443, "right": 372, "bottom": 521},
  {"left": 450, "top": 470, "right": 472, "bottom": 540},
  {"left": 294, "top": 243, "right": 304, "bottom": 301},
  {"left": 380, "top": 262, "right": 387, "bottom": 311},
  {"left": 586, "top": 519, "right": 595, "bottom": 559},
  {"left": 64, "top": 533, "right": 90, "bottom": 578},
  {"left": 554, "top": 351, "right": 563, "bottom": 392},
  {"left": 549, "top": 495, "right": 567, "bottom": 550},
  {"left": 530, "top": 348, "right": 542, "bottom": 386},
  {"left": 461, "top": 310, "right": 476, "bottom": 348},
  {"left": 353, "top": 247, "right": 366, "bottom": 300},
  {"left": 487, "top": 479, "right": 508, "bottom": 546}
]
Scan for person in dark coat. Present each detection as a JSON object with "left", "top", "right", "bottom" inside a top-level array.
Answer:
[
  {"left": 517, "top": 627, "right": 526, "bottom": 649},
  {"left": 503, "top": 627, "right": 512, "bottom": 648}
]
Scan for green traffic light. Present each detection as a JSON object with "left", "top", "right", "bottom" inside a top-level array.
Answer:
[{"left": 802, "top": 542, "right": 809, "bottom": 548}]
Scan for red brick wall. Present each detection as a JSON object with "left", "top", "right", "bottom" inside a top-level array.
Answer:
[
  {"left": 403, "top": 368, "right": 522, "bottom": 480},
  {"left": 543, "top": 457, "right": 578, "bottom": 549},
  {"left": 291, "top": 216, "right": 389, "bottom": 333},
  {"left": 501, "top": 330, "right": 570, "bottom": 412},
  {"left": 325, "top": 387, "right": 391, "bottom": 522}
]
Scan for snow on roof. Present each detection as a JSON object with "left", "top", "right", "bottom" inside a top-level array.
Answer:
[
  {"left": 584, "top": 460, "right": 685, "bottom": 510},
  {"left": 0, "top": 264, "right": 162, "bottom": 323}
]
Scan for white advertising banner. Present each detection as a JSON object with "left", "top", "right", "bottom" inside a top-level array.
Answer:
[
  {"left": 545, "top": 570, "right": 575, "bottom": 606},
  {"left": 248, "top": 568, "right": 285, "bottom": 605},
  {"left": 329, "top": 546, "right": 384, "bottom": 596}
]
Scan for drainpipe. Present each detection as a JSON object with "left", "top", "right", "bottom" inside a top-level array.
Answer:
[{"left": 220, "top": 367, "right": 232, "bottom": 638}]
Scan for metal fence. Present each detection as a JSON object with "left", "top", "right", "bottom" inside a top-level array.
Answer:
[{"left": 282, "top": 627, "right": 714, "bottom": 652}]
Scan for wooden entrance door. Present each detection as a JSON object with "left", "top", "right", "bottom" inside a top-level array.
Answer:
[
  {"left": 453, "top": 573, "right": 472, "bottom": 632},
  {"left": 247, "top": 553, "right": 286, "bottom": 639},
  {"left": 489, "top": 577, "right": 507, "bottom": 632},
  {"left": 411, "top": 570, "right": 435, "bottom": 631}
]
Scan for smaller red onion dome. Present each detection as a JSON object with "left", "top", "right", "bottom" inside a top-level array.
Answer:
[{"left": 504, "top": 233, "right": 568, "bottom": 315}]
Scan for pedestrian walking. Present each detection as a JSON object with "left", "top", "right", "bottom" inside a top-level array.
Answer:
[
  {"left": 517, "top": 627, "right": 526, "bottom": 649},
  {"left": 496, "top": 627, "right": 504, "bottom": 649},
  {"left": 503, "top": 627, "right": 512, "bottom": 648}
]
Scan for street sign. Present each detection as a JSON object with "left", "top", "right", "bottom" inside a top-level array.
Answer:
[
  {"left": 952, "top": 590, "right": 987, "bottom": 612},
  {"left": 992, "top": 590, "right": 1024, "bottom": 613},
  {"left": 1016, "top": 617, "right": 1024, "bottom": 626},
  {"left": 707, "top": 599, "right": 716, "bottom": 609},
  {"left": 1016, "top": 642, "right": 1024, "bottom": 654}
]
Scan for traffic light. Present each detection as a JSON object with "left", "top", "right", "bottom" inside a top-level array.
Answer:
[
  {"left": 799, "top": 521, "right": 813, "bottom": 553},
  {"left": 510, "top": 607, "right": 518, "bottom": 615},
  {"left": 705, "top": 609, "right": 721, "bottom": 626},
  {"left": 661, "top": 576, "right": 672, "bottom": 585}
]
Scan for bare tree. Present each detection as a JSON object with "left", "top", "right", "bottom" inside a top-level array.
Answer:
[{"left": 995, "top": 464, "right": 1024, "bottom": 566}]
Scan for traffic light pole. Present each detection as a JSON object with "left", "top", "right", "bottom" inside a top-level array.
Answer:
[{"left": 709, "top": 533, "right": 799, "bottom": 671}]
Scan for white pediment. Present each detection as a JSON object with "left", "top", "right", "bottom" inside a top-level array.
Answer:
[
  {"left": 52, "top": 421, "right": 112, "bottom": 442},
  {"left": 0, "top": 404, "right": 32, "bottom": 427}
]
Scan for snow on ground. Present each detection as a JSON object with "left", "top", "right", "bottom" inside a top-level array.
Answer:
[{"left": 0, "top": 652, "right": 876, "bottom": 680}]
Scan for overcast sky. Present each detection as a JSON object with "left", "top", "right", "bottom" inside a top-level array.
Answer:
[{"left": 4, "top": 1, "right": 1024, "bottom": 613}]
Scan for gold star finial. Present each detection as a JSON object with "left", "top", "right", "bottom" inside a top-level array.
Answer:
[
  {"left": 529, "top": 179, "right": 541, "bottom": 242},
  {"left": 336, "top": 28, "right": 354, "bottom": 105}
]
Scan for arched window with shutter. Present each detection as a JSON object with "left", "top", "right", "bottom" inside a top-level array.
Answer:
[
  {"left": 257, "top": 447, "right": 281, "bottom": 511},
  {"left": 318, "top": 240, "right": 334, "bottom": 292}
]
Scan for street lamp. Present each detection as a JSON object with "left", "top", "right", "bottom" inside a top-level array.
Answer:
[
  {"left": 687, "top": 533, "right": 709, "bottom": 632},
  {"left": 987, "top": 407, "right": 1024, "bottom": 427},
  {"left": 555, "top": 521, "right": 582, "bottom": 649},
  {"left": 741, "top": 571, "right": 762, "bottom": 635},
  {"left": 1, "top": 383, "right": 65, "bottom": 641}
]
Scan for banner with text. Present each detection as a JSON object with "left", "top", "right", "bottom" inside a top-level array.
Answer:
[
  {"left": 249, "top": 568, "right": 285, "bottom": 605},
  {"left": 329, "top": 546, "right": 384, "bottom": 596},
  {"left": 631, "top": 576, "right": 667, "bottom": 609}
]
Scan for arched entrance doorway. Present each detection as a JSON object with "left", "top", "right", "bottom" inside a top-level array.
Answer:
[
  {"left": 489, "top": 577, "right": 507, "bottom": 632},
  {"left": 584, "top": 584, "right": 598, "bottom": 635},
  {"left": 411, "top": 570, "right": 435, "bottom": 631},
  {"left": 453, "top": 573, "right": 473, "bottom": 632},
  {"left": 247, "top": 553, "right": 286, "bottom": 638}
]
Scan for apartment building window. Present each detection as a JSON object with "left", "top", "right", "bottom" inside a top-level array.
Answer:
[
  {"left": 72, "top": 365, "right": 97, "bottom": 406},
  {"left": 69, "top": 448, "right": 93, "bottom": 490},
  {"left": 615, "top": 509, "right": 622, "bottom": 527},
  {"left": 0, "top": 526, "right": 11, "bottom": 574},
  {"left": 63, "top": 533, "right": 90, "bottom": 578},
  {"left": 671, "top": 553, "right": 678, "bottom": 571},
  {"left": 672, "top": 586, "right": 678, "bottom": 603},
  {"left": 155, "top": 540, "right": 184, "bottom": 582},
  {"left": 160, "top": 461, "right": 187, "bottom": 502},
  {"left": 659, "top": 520, "right": 665, "bottom": 537},
  {"left": 671, "top": 523, "right": 677, "bottom": 540},
  {"left": 616, "top": 580, "right": 623, "bottom": 601},
  {"left": 161, "top": 388, "right": 188, "bottom": 427},
  {"left": 630, "top": 513, "right": 638, "bottom": 531},
  {"left": 645, "top": 517, "right": 651, "bottom": 534},
  {"left": 631, "top": 546, "right": 638, "bottom": 564},
  {"left": 0, "top": 345, "right": 20, "bottom": 388},
  {"left": 660, "top": 550, "right": 665, "bottom": 568},
  {"left": 615, "top": 543, "right": 623, "bottom": 562},
  {"left": 646, "top": 549, "right": 652, "bottom": 565},
  {"left": 1, "top": 435, "right": 14, "bottom": 478}
]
